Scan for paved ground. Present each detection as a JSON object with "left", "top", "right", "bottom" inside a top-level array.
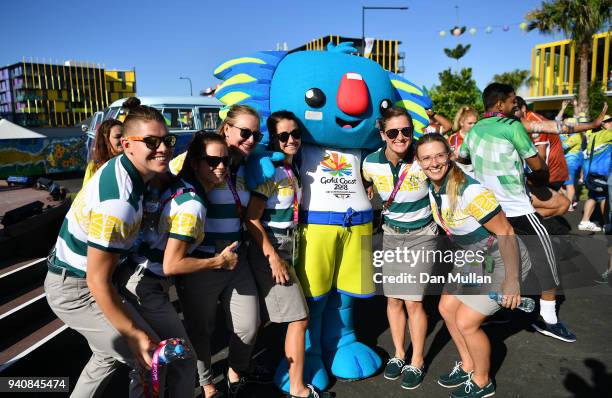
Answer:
[
  {"left": 3, "top": 194, "right": 612, "bottom": 397},
  {"left": 249, "top": 222, "right": 612, "bottom": 398}
]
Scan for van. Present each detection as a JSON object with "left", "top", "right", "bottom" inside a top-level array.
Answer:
[{"left": 84, "top": 96, "right": 223, "bottom": 160}]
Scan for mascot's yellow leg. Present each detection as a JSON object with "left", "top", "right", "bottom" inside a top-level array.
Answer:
[{"left": 295, "top": 223, "right": 374, "bottom": 298}]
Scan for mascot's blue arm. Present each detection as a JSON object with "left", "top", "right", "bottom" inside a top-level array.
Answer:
[{"left": 245, "top": 148, "right": 285, "bottom": 190}]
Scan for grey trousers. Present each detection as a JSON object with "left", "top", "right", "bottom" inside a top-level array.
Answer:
[
  {"left": 175, "top": 250, "right": 260, "bottom": 386},
  {"left": 44, "top": 271, "right": 158, "bottom": 398},
  {"left": 117, "top": 265, "right": 197, "bottom": 398}
]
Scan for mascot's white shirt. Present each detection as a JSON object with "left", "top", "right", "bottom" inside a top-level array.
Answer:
[{"left": 300, "top": 143, "right": 371, "bottom": 217}]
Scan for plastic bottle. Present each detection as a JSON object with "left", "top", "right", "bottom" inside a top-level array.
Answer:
[
  {"left": 157, "top": 340, "right": 190, "bottom": 365},
  {"left": 488, "top": 292, "right": 535, "bottom": 313}
]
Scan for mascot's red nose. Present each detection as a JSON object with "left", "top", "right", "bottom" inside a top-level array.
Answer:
[{"left": 337, "top": 73, "right": 369, "bottom": 116}]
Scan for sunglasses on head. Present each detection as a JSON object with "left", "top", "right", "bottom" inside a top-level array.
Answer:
[
  {"left": 229, "top": 123, "right": 263, "bottom": 143},
  {"left": 384, "top": 127, "right": 413, "bottom": 139},
  {"left": 277, "top": 129, "right": 302, "bottom": 143},
  {"left": 201, "top": 155, "right": 229, "bottom": 168},
  {"left": 127, "top": 134, "right": 177, "bottom": 150}
]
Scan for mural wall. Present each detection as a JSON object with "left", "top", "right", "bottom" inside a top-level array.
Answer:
[{"left": 0, "top": 135, "right": 86, "bottom": 178}]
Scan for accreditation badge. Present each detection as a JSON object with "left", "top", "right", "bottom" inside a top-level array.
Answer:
[{"left": 460, "top": 261, "right": 484, "bottom": 288}]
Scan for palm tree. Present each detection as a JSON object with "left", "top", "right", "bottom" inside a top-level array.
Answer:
[
  {"left": 526, "top": 0, "right": 611, "bottom": 115},
  {"left": 492, "top": 69, "right": 533, "bottom": 92},
  {"left": 443, "top": 44, "right": 471, "bottom": 63}
]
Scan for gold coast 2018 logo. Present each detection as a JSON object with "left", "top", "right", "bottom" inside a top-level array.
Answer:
[
  {"left": 320, "top": 152, "right": 352, "bottom": 177},
  {"left": 319, "top": 152, "right": 357, "bottom": 198}
]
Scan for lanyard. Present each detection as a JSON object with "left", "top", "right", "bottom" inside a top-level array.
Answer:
[
  {"left": 432, "top": 197, "right": 453, "bottom": 240},
  {"left": 483, "top": 111, "right": 506, "bottom": 119},
  {"left": 283, "top": 163, "right": 299, "bottom": 224},
  {"left": 383, "top": 166, "right": 409, "bottom": 212},
  {"left": 159, "top": 187, "right": 195, "bottom": 208},
  {"left": 145, "top": 338, "right": 183, "bottom": 398},
  {"left": 225, "top": 173, "right": 244, "bottom": 223}
]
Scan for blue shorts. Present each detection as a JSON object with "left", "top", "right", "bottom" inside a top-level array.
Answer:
[
  {"left": 587, "top": 189, "right": 608, "bottom": 202},
  {"left": 564, "top": 154, "right": 582, "bottom": 185}
]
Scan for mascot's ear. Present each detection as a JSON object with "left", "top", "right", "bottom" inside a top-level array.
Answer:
[
  {"left": 327, "top": 42, "right": 358, "bottom": 54},
  {"left": 213, "top": 51, "right": 286, "bottom": 81},
  {"left": 388, "top": 72, "right": 432, "bottom": 138},
  {"left": 213, "top": 51, "right": 287, "bottom": 140}
]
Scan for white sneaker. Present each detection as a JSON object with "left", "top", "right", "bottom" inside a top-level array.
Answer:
[{"left": 578, "top": 221, "right": 602, "bottom": 232}]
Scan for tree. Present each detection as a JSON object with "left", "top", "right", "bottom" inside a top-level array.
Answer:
[
  {"left": 526, "top": 0, "right": 612, "bottom": 115},
  {"left": 429, "top": 68, "right": 483, "bottom": 121},
  {"left": 587, "top": 84, "right": 612, "bottom": 121},
  {"left": 443, "top": 44, "right": 471, "bottom": 62},
  {"left": 491, "top": 69, "right": 533, "bottom": 91}
]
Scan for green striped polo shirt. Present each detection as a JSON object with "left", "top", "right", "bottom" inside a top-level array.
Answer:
[
  {"left": 251, "top": 162, "right": 301, "bottom": 230},
  {"left": 51, "top": 155, "right": 146, "bottom": 274},
  {"left": 133, "top": 177, "right": 207, "bottom": 276},
  {"left": 362, "top": 146, "right": 432, "bottom": 229},
  {"left": 429, "top": 173, "right": 501, "bottom": 245},
  {"left": 197, "top": 163, "right": 250, "bottom": 254}
]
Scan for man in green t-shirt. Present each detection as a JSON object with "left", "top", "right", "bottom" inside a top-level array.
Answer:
[{"left": 459, "top": 83, "right": 576, "bottom": 343}]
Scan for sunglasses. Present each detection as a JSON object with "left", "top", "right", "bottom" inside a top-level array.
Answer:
[
  {"left": 127, "top": 134, "right": 177, "bottom": 150},
  {"left": 229, "top": 123, "right": 263, "bottom": 143},
  {"left": 384, "top": 127, "right": 413, "bottom": 139},
  {"left": 277, "top": 129, "right": 302, "bottom": 143},
  {"left": 201, "top": 155, "right": 230, "bottom": 168}
]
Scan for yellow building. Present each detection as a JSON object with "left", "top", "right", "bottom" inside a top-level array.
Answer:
[
  {"left": 293, "top": 35, "right": 405, "bottom": 74},
  {"left": 527, "top": 31, "right": 611, "bottom": 113},
  {"left": 0, "top": 60, "right": 136, "bottom": 127}
]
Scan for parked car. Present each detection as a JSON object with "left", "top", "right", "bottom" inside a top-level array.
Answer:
[{"left": 84, "top": 96, "right": 223, "bottom": 160}]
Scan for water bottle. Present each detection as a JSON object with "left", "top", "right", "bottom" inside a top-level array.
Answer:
[
  {"left": 142, "top": 187, "right": 160, "bottom": 239},
  {"left": 488, "top": 292, "right": 535, "bottom": 313},
  {"left": 157, "top": 340, "right": 190, "bottom": 365}
]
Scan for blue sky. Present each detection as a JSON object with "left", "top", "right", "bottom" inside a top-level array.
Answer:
[{"left": 1, "top": 0, "right": 573, "bottom": 97}]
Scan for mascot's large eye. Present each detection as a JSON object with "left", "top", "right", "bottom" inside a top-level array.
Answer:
[
  {"left": 379, "top": 99, "right": 392, "bottom": 114},
  {"left": 305, "top": 88, "right": 326, "bottom": 108}
]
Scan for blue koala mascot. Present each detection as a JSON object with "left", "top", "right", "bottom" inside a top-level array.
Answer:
[{"left": 214, "top": 42, "right": 431, "bottom": 392}]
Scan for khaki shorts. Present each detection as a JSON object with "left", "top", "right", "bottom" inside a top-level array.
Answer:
[
  {"left": 248, "top": 233, "right": 309, "bottom": 323},
  {"left": 381, "top": 222, "right": 439, "bottom": 301},
  {"left": 446, "top": 237, "right": 532, "bottom": 316}
]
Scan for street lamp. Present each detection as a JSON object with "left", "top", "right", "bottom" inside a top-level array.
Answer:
[
  {"left": 361, "top": 6, "right": 408, "bottom": 56},
  {"left": 179, "top": 76, "right": 193, "bottom": 96}
]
